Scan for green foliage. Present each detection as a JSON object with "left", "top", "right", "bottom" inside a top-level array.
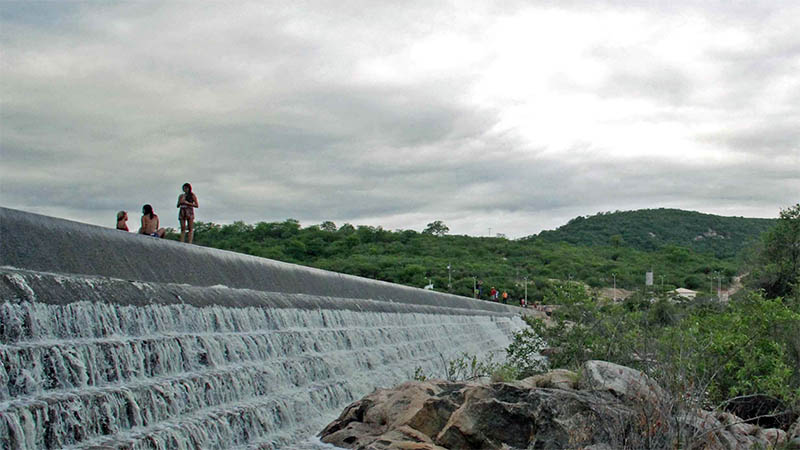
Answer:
[
  {"left": 658, "top": 293, "right": 800, "bottom": 405},
  {"left": 185, "top": 215, "right": 739, "bottom": 298},
  {"left": 505, "top": 327, "right": 547, "bottom": 378},
  {"left": 535, "top": 208, "right": 775, "bottom": 258},
  {"left": 176, "top": 206, "right": 799, "bottom": 415},
  {"left": 422, "top": 220, "right": 449, "bottom": 237},
  {"left": 750, "top": 203, "right": 800, "bottom": 299},
  {"left": 520, "top": 285, "right": 800, "bottom": 408},
  {"left": 413, "top": 353, "right": 510, "bottom": 382}
]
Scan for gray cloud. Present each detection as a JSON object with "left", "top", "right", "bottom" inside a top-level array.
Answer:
[{"left": 1, "top": 1, "right": 798, "bottom": 238}]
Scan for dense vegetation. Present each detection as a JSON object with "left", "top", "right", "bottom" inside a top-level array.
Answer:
[
  {"left": 535, "top": 208, "right": 775, "bottom": 258},
  {"left": 174, "top": 204, "right": 800, "bottom": 431},
  {"left": 535, "top": 205, "right": 800, "bottom": 409},
  {"left": 176, "top": 211, "right": 746, "bottom": 303},
  {"left": 421, "top": 204, "right": 800, "bottom": 432}
]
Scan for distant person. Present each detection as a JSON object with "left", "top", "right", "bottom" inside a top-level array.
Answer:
[
  {"left": 502, "top": 291, "right": 508, "bottom": 304},
  {"left": 139, "top": 204, "right": 166, "bottom": 238},
  {"left": 116, "top": 211, "right": 129, "bottom": 231},
  {"left": 177, "top": 182, "right": 199, "bottom": 243},
  {"left": 519, "top": 298, "right": 527, "bottom": 308},
  {"left": 490, "top": 287, "right": 497, "bottom": 301}
]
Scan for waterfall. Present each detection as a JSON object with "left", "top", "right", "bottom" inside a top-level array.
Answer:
[
  {"left": 0, "top": 271, "right": 525, "bottom": 449},
  {"left": 0, "top": 208, "right": 529, "bottom": 449}
]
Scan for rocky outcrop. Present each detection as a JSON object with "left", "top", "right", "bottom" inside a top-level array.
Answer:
[{"left": 319, "top": 360, "right": 791, "bottom": 450}]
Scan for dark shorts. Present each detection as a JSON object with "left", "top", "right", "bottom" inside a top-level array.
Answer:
[{"left": 179, "top": 207, "right": 194, "bottom": 220}]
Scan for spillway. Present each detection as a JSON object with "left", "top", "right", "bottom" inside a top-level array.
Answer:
[{"left": 0, "top": 208, "right": 526, "bottom": 449}]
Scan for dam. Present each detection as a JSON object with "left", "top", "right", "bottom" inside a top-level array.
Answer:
[{"left": 0, "top": 208, "right": 526, "bottom": 449}]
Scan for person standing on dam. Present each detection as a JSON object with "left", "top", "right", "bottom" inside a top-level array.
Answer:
[{"left": 177, "top": 182, "right": 199, "bottom": 243}]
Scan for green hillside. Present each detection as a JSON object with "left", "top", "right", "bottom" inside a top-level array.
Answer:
[
  {"left": 534, "top": 208, "right": 775, "bottom": 258},
  {"left": 176, "top": 207, "right": 777, "bottom": 302}
]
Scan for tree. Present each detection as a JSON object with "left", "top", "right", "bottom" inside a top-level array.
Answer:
[
  {"left": 320, "top": 221, "right": 337, "bottom": 232},
  {"left": 422, "top": 220, "right": 449, "bottom": 237},
  {"left": 754, "top": 203, "right": 800, "bottom": 298}
]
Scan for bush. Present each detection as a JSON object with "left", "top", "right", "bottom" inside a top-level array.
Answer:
[{"left": 505, "top": 328, "right": 548, "bottom": 378}]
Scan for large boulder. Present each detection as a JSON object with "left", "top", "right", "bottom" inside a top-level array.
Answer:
[
  {"left": 319, "top": 360, "right": 792, "bottom": 450},
  {"left": 579, "top": 360, "right": 665, "bottom": 405}
]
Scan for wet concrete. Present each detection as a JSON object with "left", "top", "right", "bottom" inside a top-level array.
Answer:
[{"left": 0, "top": 207, "right": 518, "bottom": 314}]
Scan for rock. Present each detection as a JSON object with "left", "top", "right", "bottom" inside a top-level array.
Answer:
[
  {"left": 321, "top": 377, "right": 637, "bottom": 449},
  {"left": 540, "top": 347, "right": 561, "bottom": 357},
  {"left": 579, "top": 360, "right": 665, "bottom": 405},
  {"left": 319, "top": 380, "right": 454, "bottom": 448},
  {"left": 789, "top": 416, "right": 800, "bottom": 438},
  {"left": 319, "top": 363, "right": 792, "bottom": 450},
  {"left": 757, "top": 428, "right": 787, "bottom": 446},
  {"left": 516, "top": 369, "right": 577, "bottom": 390},
  {"left": 717, "top": 411, "right": 758, "bottom": 436}
]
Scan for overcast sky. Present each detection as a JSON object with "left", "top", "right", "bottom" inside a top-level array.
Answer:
[{"left": 1, "top": 1, "right": 798, "bottom": 238}]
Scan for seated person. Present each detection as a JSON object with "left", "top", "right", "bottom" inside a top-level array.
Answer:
[
  {"left": 116, "top": 211, "right": 129, "bottom": 231},
  {"left": 139, "top": 204, "right": 166, "bottom": 238}
]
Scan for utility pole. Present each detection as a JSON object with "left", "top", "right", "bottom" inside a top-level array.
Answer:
[
  {"left": 524, "top": 276, "right": 528, "bottom": 304},
  {"left": 612, "top": 273, "right": 617, "bottom": 301},
  {"left": 488, "top": 227, "right": 492, "bottom": 237},
  {"left": 709, "top": 273, "right": 715, "bottom": 300},
  {"left": 447, "top": 263, "right": 452, "bottom": 292}
]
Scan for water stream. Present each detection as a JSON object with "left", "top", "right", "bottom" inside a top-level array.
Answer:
[
  {"left": 0, "top": 209, "right": 528, "bottom": 449},
  {"left": 1, "top": 274, "right": 524, "bottom": 449}
]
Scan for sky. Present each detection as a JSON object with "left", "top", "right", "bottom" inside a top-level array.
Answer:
[{"left": 1, "top": 1, "right": 798, "bottom": 238}]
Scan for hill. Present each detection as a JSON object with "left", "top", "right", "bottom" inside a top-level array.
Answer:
[
  {"left": 182, "top": 208, "right": 771, "bottom": 302},
  {"left": 533, "top": 208, "right": 775, "bottom": 258}
]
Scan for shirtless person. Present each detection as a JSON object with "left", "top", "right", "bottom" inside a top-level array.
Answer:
[
  {"left": 177, "top": 182, "right": 199, "bottom": 243},
  {"left": 116, "top": 211, "right": 129, "bottom": 231},
  {"left": 139, "top": 204, "right": 166, "bottom": 238}
]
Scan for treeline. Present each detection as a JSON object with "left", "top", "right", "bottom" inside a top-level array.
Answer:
[
  {"left": 534, "top": 208, "right": 775, "bottom": 258},
  {"left": 177, "top": 216, "right": 738, "bottom": 302}
]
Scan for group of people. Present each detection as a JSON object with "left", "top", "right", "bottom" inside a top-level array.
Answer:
[
  {"left": 115, "top": 183, "right": 199, "bottom": 243},
  {"left": 475, "top": 280, "right": 528, "bottom": 307}
]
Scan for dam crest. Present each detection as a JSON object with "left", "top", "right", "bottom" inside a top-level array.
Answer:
[{"left": 0, "top": 208, "right": 526, "bottom": 449}]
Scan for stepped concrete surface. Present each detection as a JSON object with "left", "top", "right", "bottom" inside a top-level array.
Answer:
[
  {"left": 0, "top": 207, "right": 519, "bottom": 313},
  {"left": 0, "top": 207, "right": 526, "bottom": 449}
]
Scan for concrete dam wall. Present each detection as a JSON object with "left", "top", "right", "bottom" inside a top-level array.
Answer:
[{"left": 0, "top": 208, "right": 526, "bottom": 449}]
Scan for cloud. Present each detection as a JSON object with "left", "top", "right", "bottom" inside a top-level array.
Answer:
[{"left": 1, "top": 1, "right": 798, "bottom": 238}]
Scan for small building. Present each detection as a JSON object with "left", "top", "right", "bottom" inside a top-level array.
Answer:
[{"left": 673, "top": 288, "right": 698, "bottom": 299}]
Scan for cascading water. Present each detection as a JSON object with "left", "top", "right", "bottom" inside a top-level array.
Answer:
[
  {"left": 0, "top": 272, "right": 525, "bottom": 449},
  {"left": 0, "top": 208, "right": 530, "bottom": 449}
]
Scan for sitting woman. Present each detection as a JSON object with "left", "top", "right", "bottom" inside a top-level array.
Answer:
[
  {"left": 139, "top": 204, "right": 166, "bottom": 238},
  {"left": 116, "top": 210, "right": 129, "bottom": 231}
]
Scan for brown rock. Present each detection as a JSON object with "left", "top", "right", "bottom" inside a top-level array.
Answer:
[
  {"left": 517, "top": 368, "right": 577, "bottom": 390},
  {"left": 319, "top": 363, "right": 791, "bottom": 450}
]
